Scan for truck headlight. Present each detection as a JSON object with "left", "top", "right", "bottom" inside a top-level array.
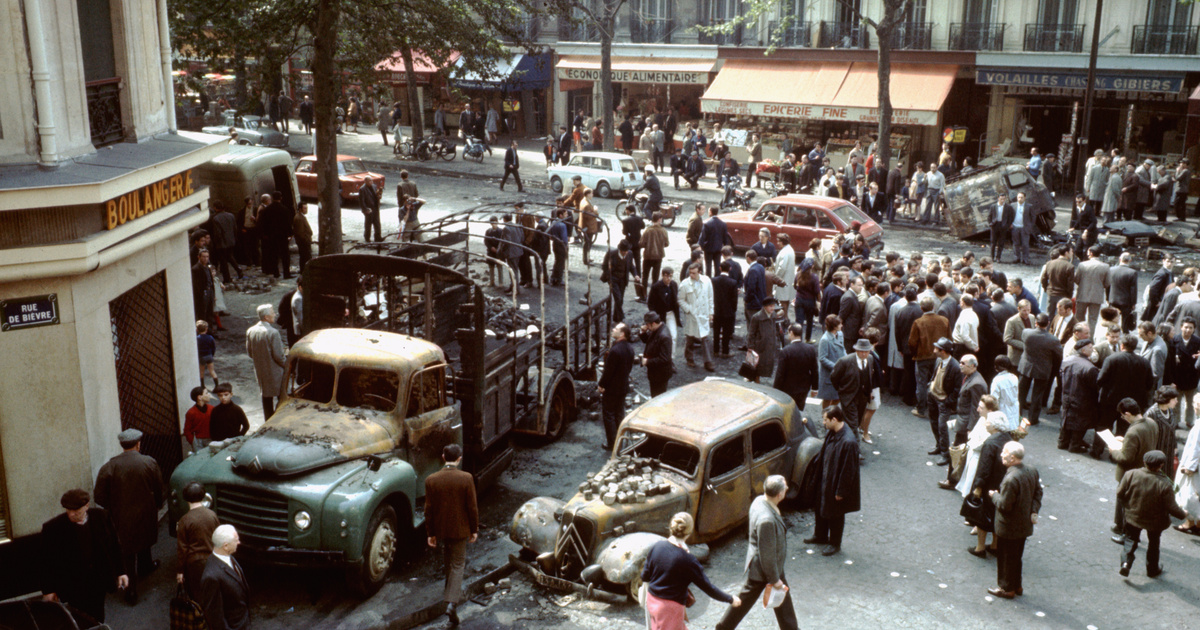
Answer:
[
  {"left": 202, "top": 493, "right": 213, "bottom": 508},
  {"left": 294, "top": 510, "right": 312, "bottom": 531}
]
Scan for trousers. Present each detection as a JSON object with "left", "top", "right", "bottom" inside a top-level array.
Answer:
[
  {"left": 929, "top": 395, "right": 953, "bottom": 454},
  {"left": 441, "top": 538, "right": 468, "bottom": 604},
  {"left": 714, "top": 577, "right": 798, "bottom": 630},
  {"left": 684, "top": 335, "right": 713, "bottom": 366},
  {"left": 996, "top": 536, "right": 1027, "bottom": 592},
  {"left": 601, "top": 393, "right": 625, "bottom": 448},
  {"left": 990, "top": 225, "right": 1008, "bottom": 261},
  {"left": 1012, "top": 227, "right": 1030, "bottom": 264},
  {"left": 1121, "top": 523, "right": 1163, "bottom": 573},
  {"left": 1017, "top": 375, "right": 1051, "bottom": 425},
  {"left": 915, "top": 359, "right": 935, "bottom": 416},
  {"left": 714, "top": 315, "right": 735, "bottom": 355},
  {"left": 814, "top": 512, "right": 846, "bottom": 548}
]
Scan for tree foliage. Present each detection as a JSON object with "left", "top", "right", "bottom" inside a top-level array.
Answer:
[{"left": 545, "top": 0, "right": 630, "bottom": 151}]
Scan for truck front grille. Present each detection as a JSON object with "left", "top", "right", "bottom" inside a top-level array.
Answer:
[{"left": 215, "top": 485, "right": 290, "bottom": 547}]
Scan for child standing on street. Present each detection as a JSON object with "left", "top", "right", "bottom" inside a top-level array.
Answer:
[
  {"left": 210, "top": 382, "right": 250, "bottom": 442},
  {"left": 183, "top": 386, "right": 213, "bottom": 451},
  {"left": 197, "top": 320, "right": 218, "bottom": 389}
]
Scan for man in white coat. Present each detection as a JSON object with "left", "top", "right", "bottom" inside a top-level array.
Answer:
[
  {"left": 774, "top": 233, "right": 796, "bottom": 320},
  {"left": 680, "top": 262, "right": 715, "bottom": 372},
  {"left": 246, "top": 304, "right": 287, "bottom": 419}
]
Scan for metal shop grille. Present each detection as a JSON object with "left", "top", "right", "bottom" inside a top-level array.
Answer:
[
  {"left": 0, "top": 432, "right": 10, "bottom": 542},
  {"left": 109, "top": 271, "right": 181, "bottom": 479}
]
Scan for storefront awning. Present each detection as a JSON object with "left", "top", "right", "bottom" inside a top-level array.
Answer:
[
  {"left": 451, "top": 52, "right": 552, "bottom": 91},
  {"left": 557, "top": 55, "right": 716, "bottom": 85},
  {"left": 375, "top": 51, "right": 461, "bottom": 83},
  {"left": 701, "top": 60, "right": 957, "bottom": 126}
]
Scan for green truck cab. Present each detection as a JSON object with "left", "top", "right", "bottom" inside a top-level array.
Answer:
[{"left": 169, "top": 328, "right": 460, "bottom": 595}]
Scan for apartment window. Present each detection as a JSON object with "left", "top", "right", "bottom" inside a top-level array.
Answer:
[
  {"left": 893, "top": 0, "right": 931, "bottom": 50},
  {"left": 1133, "top": 0, "right": 1197, "bottom": 54},
  {"left": 952, "top": 0, "right": 1004, "bottom": 50},
  {"left": 1147, "top": 0, "right": 1193, "bottom": 28},
  {"left": 700, "top": 0, "right": 743, "bottom": 45},
  {"left": 1037, "top": 0, "right": 1078, "bottom": 26},
  {"left": 77, "top": 0, "right": 123, "bottom": 146},
  {"left": 633, "top": 0, "right": 673, "bottom": 43},
  {"left": 769, "top": 0, "right": 810, "bottom": 47}
]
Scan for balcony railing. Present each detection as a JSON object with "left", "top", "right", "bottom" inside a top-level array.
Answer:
[
  {"left": 1023, "top": 23, "right": 1084, "bottom": 52},
  {"left": 890, "top": 22, "right": 934, "bottom": 49},
  {"left": 949, "top": 22, "right": 1006, "bottom": 50},
  {"left": 818, "top": 21, "right": 870, "bottom": 48},
  {"left": 632, "top": 17, "right": 672, "bottom": 43},
  {"left": 766, "top": 21, "right": 811, "bottom": 47},
  {"left": 86, "top": 78, "right": 123, "bottom": 147},
  {"left": 1131, "top": 24, "right": 1200, "bottom": 55},
  {"left": 698, "top": 23, "right": 743, "bottom": 46},
  {"left": 504, "top": 16, "right": 541, "bottom": 43},
  {"left": 558, "top": 19, "right": 599, "bottom": 42}
]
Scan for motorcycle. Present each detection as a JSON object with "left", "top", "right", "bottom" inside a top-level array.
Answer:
[
  {"left": 719, "top": 182, "right": 757, "bottom": 213},
  {"left": 462, "top": 134, "right": 489, "bottom": 162},
  {"left": 613, "top": 193, "right": 678, "bottom": 227}
]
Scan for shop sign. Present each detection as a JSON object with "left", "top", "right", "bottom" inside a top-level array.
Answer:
[
  {"left": 390, "top": 72, "right": 432, "bottom": 85},
  {"left": 700, "top": 99, "right": 939, "bottom": 126},
  {"left": 1, "top": 294, "right": 59, "bottom": 331},
  {"left": 102, "top": 169, "right": 196, "bottom": 230},
  {"left": 558, "top": 67, "right": 708, "bottom": 84},
  {"left": 1000, "top": 85, "right": 1187, "bottom": 102},
  {"left": 943, "top": 127, "right": 968, "bottom": 144},
  {"left": 976, "top": 70, "right": 1183, "bottom": 94}
]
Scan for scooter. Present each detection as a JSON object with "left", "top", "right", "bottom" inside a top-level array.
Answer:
[
  {"left": 462, "top": 134, "right": 490, "bottom": 162},
  {"left": 719, "top": 181, "right": 757, "bottom": 213}
]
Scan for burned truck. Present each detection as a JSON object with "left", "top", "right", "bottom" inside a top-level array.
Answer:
[
  {"left": 170, "top": 218, "right": 612, "bottom": 596},
  {"left": 943, "top": 163, "right": 1057, "bottom": 239}
]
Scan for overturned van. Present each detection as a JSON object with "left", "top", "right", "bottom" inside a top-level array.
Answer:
[
  {"left": 942, "top": 163, "right": 1056, "bottom": 239},
  {"left": 193, "top": 144, "right": 299, "bottom": 212}
]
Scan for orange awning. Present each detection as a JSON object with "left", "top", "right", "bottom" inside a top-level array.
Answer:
[
  {"left": 701, "top": 59, "right": 957, "bottom": 126},
  {"left": 556, "top": 55, "right": 715, "bottom": 85},
  {"left": 375, "top": 51, "right": 460, "bottom": 75}
]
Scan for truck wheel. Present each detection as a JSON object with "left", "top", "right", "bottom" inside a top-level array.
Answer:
[
  {"left": 349, "top": 504, "right": 398, "bottom": 596},
  {"left": 543, "top": 380, "right": 575, "bottom": 442}
]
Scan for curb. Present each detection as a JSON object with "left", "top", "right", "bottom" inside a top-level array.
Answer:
[{"left": 381, "top": 562, "right": 517, "bottom": 630}]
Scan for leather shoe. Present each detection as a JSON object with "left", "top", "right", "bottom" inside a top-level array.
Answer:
[
  {"left": 936, "top": 457, "right": 951, "bottom": 466},
  {"left": 927, "top": 448, "right": 943, "bottom": 455},
  {"left": 1110, "top": 524, "right": 1123, "bottom": 535},
  {"left": 1111, "top": 535, "right": 1126, "bottom": 544},
  {"left": 987, "top": 587, "right": 1016, "bottom": 599},
  {"left": 802, "top": 536, "right": 827, "bottom": 545},
  {"left": 820, "top": 545, "right": 840, "bottom": 556},
  {"left": 446, "top": 602, "right": 459, "bottom": 626},
  {"left": 704, "top": 362, "right": 715, "bottom": 372},
  {"left": 1148, "top": 565, "right": 1165, "bottom": 578},
  {"left": 1118, "top": 563, "right": 1131, "bottom": 577},
  {"left": 1015, "top": 588, "right": 1023, "bottom": 596},
  {"left": 967, "top": 546, "right": 987, "bottom": 559},
  {"left": 937, "top": 480, "right": 956, "bottom": 490}
]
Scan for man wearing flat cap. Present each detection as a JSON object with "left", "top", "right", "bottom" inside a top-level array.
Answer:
[
  {"left": 639, "top": 312, "right": 675, "bottom": 397},
  {"left": 94, "top": 428, "right": 165, "bottom": 605},
  {"left": 830, "top": 337, "right": 881, "bottom": 437},
  {"left": 1059, "top": 338, "right": 1099, "bottom": 453},
  {"left": 1116, "top": 450, "right": 1185, "bottom": 577},
  {"left": 40, "top": 489, "right": 127, "bottom": 622}
]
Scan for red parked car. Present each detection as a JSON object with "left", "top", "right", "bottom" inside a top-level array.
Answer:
[
  {"left": 295, "top": 155, "right": 385, "bottom": 203},
  {"left": 723, "top": 194, "right": 884, "bottom": 253}
]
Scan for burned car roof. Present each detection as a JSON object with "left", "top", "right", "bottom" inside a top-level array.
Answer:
[{"left": 622, "top": 380, "right": 794, "bottom": 444}]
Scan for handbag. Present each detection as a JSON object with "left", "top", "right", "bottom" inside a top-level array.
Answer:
[
  {"left": 169, "top": 584, "right": 208, "bottom": 630},
  {"left": 959, "top": 494, "right": 993, "bottom": 531},
  {"left": 947, "top": 443, "right": 968, "bottom": 482}
]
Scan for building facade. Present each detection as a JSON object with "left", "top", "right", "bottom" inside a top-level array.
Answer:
[
  {"left": 0, "top": 0, "right": 225, "bottom": 596},
  {"left": 521, "top": 0, "right": 1198, "bottom": 179}
]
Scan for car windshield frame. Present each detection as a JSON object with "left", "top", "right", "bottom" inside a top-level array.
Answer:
[
  {"left": 617, "top": 429, "right": 701, "bottom": 477},
  {"left": 340, "top": 160, "right": 368, "bottom": 175},
  {"left": 829, "top": 203, "right": 870, "bottom": 227}
]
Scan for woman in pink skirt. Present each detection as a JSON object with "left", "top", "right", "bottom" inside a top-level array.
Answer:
[{"left": 640, "top": 513, "right": 740, "bottom": 630}]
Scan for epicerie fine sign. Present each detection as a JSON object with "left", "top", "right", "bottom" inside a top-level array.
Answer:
[
  {"left": 700, "top": 99, "right": 939, "bottom": 126},
  {"left": 1, "top": 294, "right": 59, "bottom": 332},
  {"left": 102, "top": 169, "right": 196, "bottom": 230},
  {"left": 558, "top": 67, "right": 708, "bottom": 84}
]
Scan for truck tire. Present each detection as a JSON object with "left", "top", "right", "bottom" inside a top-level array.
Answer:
[
  {"left": 542, "top": 378, "right": 576, "bottom": 442},
  {"left": 348, "top": 504, "right": 398, "bottom": 596}
]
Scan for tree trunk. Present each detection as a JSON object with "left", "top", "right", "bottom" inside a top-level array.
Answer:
[
  {"left": 875, "top": 30, "right": 893, "bottom": 169},
  {"left": 400, "top": 44, "right": 424, "bottom": 141},
  {"left": 599, "top": 14, "right": 614, "bottom": 151},
  {"left": 313, "top": 0, "right": 342, "bottom": 255}
]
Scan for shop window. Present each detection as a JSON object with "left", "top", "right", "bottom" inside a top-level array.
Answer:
[{"left": 709, "top": 435, "right": 746, "bottom": 479}]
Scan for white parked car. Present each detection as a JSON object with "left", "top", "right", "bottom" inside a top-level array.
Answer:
[{"left": 547, "top": 151, "right": 641, "bottom": 199}]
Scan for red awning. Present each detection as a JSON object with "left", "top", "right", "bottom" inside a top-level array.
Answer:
[{"left": 375, "top": 51, "right": 460, "bottom": 82}]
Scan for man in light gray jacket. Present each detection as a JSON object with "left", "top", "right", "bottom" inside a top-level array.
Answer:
[
  {"left": 714, "top": 476, "right": 798, "bottom": 630},
  {"left": 1074, "top": 245, "right": 1110, "bottom": 332}
]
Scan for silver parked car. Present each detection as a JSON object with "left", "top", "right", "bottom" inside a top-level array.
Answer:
[
  {"left": 202, "top": 113, "right": 289, "bottom": 148},
  {"left": 547, "top": 151, "right": 641, "bottom": 199}
]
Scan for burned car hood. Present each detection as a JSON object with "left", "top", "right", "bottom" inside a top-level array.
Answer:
[{"left": 231, "top": 402, "right": 396, "bottom": 476}]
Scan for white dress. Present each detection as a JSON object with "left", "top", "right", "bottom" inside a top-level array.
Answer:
[
  {"left": 956, "top": 419, "right": 997, "bottom": 496},
  {"left": 1176, "top": 423, "right": 1200, "bottom": 517},
  {"left": 990, "top": 372, "right": 1021, "bottom": 431}
]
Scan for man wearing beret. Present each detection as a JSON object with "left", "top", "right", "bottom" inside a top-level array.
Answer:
[
  {"left": 1116, "top": 450, "right": 1185, "bottom": 577},
  {"left": 41, "top": 489, "right": 128, "bottom": 622},
  {"left": 94, "top": 428, "right": 165, "bottom": 605}
]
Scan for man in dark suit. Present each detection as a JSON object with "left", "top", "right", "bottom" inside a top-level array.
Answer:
[
  {"left": 988, "top": 442, "right": 1042, "bottom": 599},
  {"left": 926, "top": 338, "right": 962, "bottom": 463},
  {"left": 989, "top": 193, "right": 1015, "bottom": 262},
  {"left": 893, "top": 286, "right": 923, "bottom": 404},
  {"left": 715, "top": 476, "right": 798, "bottom": 630},
  {"left": 863, "top": 182, "right": 888, "bottom": 223},
  {"left": 94, "top": 428, "right": 164, "bottom": 605},
  {"left": 1011, "top": 192, "right": 1035, "bottom": 265},
  {"left": 699, "top": 207, "right": 728, "bottom": 277},
  {"left": 500, "top": 139, "right": 523, "bottom": 192},
  {"left": 358, "top": 179, "right": 382, "bottom": 242},
  {"left": 639, "top": 312, "right": 675, "bottom": 396},
  {"left": 598, "top": 324, "right": 635, "bottom": 449},
  {"left": 1098, "top": 335, "right": 1155, "bottom": 441},
  {"left": 556, "top": 125, "right": 571, "bottom": 165},
  {"left": 803, "top": 405, "right": 861, "bottom": 557},
  {"left": 774, "top": 323, "right": 818, "bottom": 409},
  {"left": 839, "top": 276, "right": 865, "bottom": 352},
  {"left": 200, "top": 524, "right": 250, "bottom": 630},
  {"left": 713, "top": 261, "right": 739, "bottom": 357},
  {"left": 830, "top": 338, "right": 878, "bottom": 436},
  {"left": 1142, "top": 254, "right": 1174, "bottom": 323},
  {"left": 743, "top": 250, "right": 768, "bottom": 323},
  {"left": 1017, "top": 314, "right": 1061, "bottom": 426},
  {"left": 886, "top": 162, "right": 904, "bottom": 222},
  {"left": 40, "top": 489, "right": 127, "bottom": 623},
  {"left": 1107, "top": 253, "right": 1140, "bottom": 333},
  {"left": 425, "top": 444, "right": 479, "bottom": 626}
]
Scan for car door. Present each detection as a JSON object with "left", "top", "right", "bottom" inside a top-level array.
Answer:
[
  {"left": 295, "top": 159, "right": 316, "bottom": 199},
  {"left": 748, "top": 420, "right": 791, "bottom": 495},
  {"left": 403, "top": 364, "right": 462, "bottom": 497},
  {"left": 813, "top": 207, "right": 841, "bottom": 241},
  {"left": 783, "top": 206, "right": 820, "bottom": 251},
  {"left": 696, "top": 433, "right": 751, "bottom": 538},
  {"left": 593, "top": 157, "right": 613, "bottom": 189}
]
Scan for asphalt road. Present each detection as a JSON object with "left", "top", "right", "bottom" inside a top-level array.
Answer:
[{"left": 103, "top": 159, "right": 1200, "bottom": 630}]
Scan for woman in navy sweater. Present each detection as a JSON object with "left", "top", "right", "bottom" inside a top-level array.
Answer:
[{"left": 640, "top": 513, "right": 739, "bottom": 629}]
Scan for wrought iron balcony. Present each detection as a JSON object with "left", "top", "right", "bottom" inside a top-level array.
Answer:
[
  {"left": 818, "top": 21, "right": 870, "bottom": 48},
  {"left": 698, "top": 23, "right": 743, "bottom": 46},
  {"left": 632, "top": 17, "right": 672, "bottom": 43},
  {"left": 1131, "top": 24, "right": 1199, "bottom": 55},
  {"left": 890, "top": 22, "right": 933, "bottom": 50},
  {"left": 949, "top": 22, "right": 1006, "bottom": 51},
  {"left": 558, "top": 19, "right": 599, "bottom": 42},
  {"left": 86, "top": 78, "right": 123, "bottom": 148},
  {"left": 1023, "top": 23, "right": 1084, "bottom": 52},
  {"left": 766, "top": 21, "right": 811, "bottom": 47},
  {"left": 504, "top": 15, "right": 542, "bottom": 43}
]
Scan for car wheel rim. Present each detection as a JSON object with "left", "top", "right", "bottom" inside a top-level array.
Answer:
[{"left": 367, "top": 521, "right": 396, "bottom": 581}]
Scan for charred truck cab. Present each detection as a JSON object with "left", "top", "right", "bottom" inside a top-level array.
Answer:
[{"left": 943, "top": 163, "right": 1057, "bottom": 239}]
